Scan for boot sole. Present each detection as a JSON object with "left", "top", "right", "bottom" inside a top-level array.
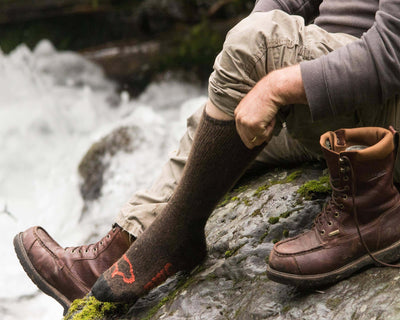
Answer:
[
  {"left": 13, "top": 232, "right": 71, "bottom": 315},
  {"left": 266, "top": 237, "right": 400, "bottom": 288}
]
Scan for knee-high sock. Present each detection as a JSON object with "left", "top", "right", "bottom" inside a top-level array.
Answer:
[{"left": 92, "top": 111, "right": 265, "bottom": 303}]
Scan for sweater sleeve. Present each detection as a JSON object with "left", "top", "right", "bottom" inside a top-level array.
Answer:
[
  {"left": 300, "top": 0, "right": 400, "bottom": 121},
  {"left": 253, "top": 0, "right": 322, "bottom": 24}
]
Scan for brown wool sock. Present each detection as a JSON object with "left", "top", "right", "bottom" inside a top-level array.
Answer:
[{"left": 91, "top": 111, "right": 265, "bottom": 303}]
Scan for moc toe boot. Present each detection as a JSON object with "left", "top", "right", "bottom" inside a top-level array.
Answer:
[
  {"left": 267, "top": 127, "right": 400, "bottom": 288},
  {"left": 13, "top": 224, "right": 132, "bottom": 313}
]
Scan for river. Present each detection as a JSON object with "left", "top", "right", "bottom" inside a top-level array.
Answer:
[{"left": 0, "top": 39, "right": 206, "bottom": 320}]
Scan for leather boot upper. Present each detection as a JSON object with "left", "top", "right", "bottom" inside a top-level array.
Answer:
[
  {"left": 269, "top": 127, "right": 400, "bottom": 276},
  {"left": 20, "top": 225, "right": 131, "bottom": 302}
]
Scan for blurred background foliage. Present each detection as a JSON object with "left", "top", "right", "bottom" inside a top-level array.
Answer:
[{"left": 0, "top": 0, "right": 254, "bottom": 91}]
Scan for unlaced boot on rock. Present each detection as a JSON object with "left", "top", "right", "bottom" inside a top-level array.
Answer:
[
  {"left": 267, "top": 127, "right": 400, "bottom": 288},
  {"left": 13, "top": 224, "right": 132, "bottom": 313}
]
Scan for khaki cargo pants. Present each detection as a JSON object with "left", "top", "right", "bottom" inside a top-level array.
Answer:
[{"left": 116, "top": 10, "right": 400, "bottom": 237}]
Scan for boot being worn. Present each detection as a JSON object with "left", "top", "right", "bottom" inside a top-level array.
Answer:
[
  {"left": 267, "top": 127, "right": 400, "bottom": 288},
  {"left": 91, "top": 112, "right": 265, "bottom": 303},
  {"left": 13, "top": 224, "right": 132, "bottom": 313}
]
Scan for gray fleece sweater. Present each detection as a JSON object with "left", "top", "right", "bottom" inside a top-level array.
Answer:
[{"left": 253, "top": 0, "right": 400, "bottom": 121}]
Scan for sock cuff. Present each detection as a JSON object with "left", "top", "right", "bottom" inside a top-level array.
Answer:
[{"left": 202, "top": 109, "right": 235, "bottom": 127}]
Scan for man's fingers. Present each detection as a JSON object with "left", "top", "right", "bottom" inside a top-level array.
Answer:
[
  {"left": 236, "top": 118, "right": 276, "bottom": 149},
  {"left": 237, "top": 126, "right": 256, "bottom": 149}
]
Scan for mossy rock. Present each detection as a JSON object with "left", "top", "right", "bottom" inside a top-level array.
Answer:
[
  {"left": 64, "top": 295, "right": 129, "bottom": 320},
  {"left": 297, "top": 174, "right": 331, "bottom": 200}
]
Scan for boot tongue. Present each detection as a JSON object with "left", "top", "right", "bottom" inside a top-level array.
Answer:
[
  {"left": 321, "top": 130, "right": 362, "bottom": 181},
  {"left": 321, "top": 131, "right": 341, "bottom": 180}
]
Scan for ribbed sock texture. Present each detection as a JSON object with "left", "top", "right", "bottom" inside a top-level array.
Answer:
[{"left": 92, "top": 112, "right": 265, "bottom": 303}]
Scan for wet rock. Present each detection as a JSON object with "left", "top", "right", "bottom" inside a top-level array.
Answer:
[
  {"left": 78, "top": 126, "right": 141, "bottom": 201},
  {"left": 66, "top": 164, "right": 400, "bottom": 320}
]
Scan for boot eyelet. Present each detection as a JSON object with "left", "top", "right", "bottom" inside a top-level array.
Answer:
[
  {"left": 71, "top": 250, "right": 75, "bottom": 254},
  {"left": 100, "top": 241, "right": 103, "bottom": 245},
  {"left": 339, "top": 158, "right": 345, "bottom": 164},
  {"left": 106, "top": 235, "right": 111, "bottom": 239},
  {"left": 85, "top": 249, "right": 89, "bottom": 253},
  {"left": 328, "top": 221, "right": 333, "bottom": 226},
  {"left": 78, "top": 249, "right": 82, "bottom": 253},
  {"left": 344, "top": 186, "right": 350, "bottom": 191},
  {"left": 334, "top": 212, "right": 340, "bottom": 217},
  {"left": 340, "top": 204, "right": 345, "bottom": 209},
  {"left": 343, "top": 176, "right": 349, "bottom": 181},
  {"left": 320, "top": 230, "right": 326, "bottom": 235},
  {"left": 93, "top": 248, "right": 97, "bottom": 252},
  {"left": 343, "top": 195, "right": 348, "bottom": 200}
]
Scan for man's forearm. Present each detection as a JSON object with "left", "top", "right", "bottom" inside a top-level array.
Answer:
[{"left": 265, "top": 64, "right": 308, "bottom": 107}]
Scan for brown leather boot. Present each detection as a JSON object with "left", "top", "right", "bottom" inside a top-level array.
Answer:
[
  {"left": 267, "top": 127, "right": 400, "bottom": 288},
  {"left": 13, "top": 224, "right": 132, "bottom": 313}
]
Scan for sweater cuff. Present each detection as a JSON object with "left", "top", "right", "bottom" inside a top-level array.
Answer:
[
  {"left": 300, "top": 59, "right": 335, "bottom": 122},
  {"left": 252, "top": 0, "right": 285, "bottom": 13}
]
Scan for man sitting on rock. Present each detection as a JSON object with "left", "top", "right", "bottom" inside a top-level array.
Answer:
[{"left": 13, "top": 0, "right": 400, "bottom": 311}]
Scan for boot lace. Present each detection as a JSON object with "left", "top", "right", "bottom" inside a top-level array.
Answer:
[
  {"left": 315, "top": 186, "right": 346, "bottom": 237},
  {"left": 64, "top": 226, "right": 118, "bottom": 254}
]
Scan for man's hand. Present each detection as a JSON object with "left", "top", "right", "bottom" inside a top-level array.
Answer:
[{"left": 234, "top": 64, "right": 307, "bottom": 149}]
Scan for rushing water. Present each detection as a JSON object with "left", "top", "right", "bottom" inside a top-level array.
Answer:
[{"left": 0, "top": 40, "right": 207, "bottom": 320}]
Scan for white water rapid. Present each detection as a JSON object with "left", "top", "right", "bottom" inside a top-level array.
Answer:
[{"left": 0, "top": 40, "right": 207, "bottom": 320}]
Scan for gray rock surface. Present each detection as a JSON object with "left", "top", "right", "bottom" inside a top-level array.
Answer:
[{"left": 65, "top": 164, "right": 400, "bottom": 320}]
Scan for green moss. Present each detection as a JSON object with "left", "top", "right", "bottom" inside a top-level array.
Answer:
[
  {"left": 218, "top": 184, "right": 250, "bottom": 207},
  {"left": 234, "top": 306, "right": 243, "bottom": 318},
  {"left": 234, "top": 184, "right": 250, "bottom": 193},
  {"left": 326, "top": 297, "right": 342, "bottom": 310},
  {"left": 272, "top": 239, "right": 279, "bottom": 244},
  {"left": 268, "top": 216, "right": 280, "bottom": 224},
  {"left": 242, "top": 197, "right": 252, "bottom": 206},
  {"left": 259, "top": 230, "right": 269, "bottom": 243},
  {"left": 283, "top": 170, "right": 302, "bottom": 183},
  {"left": 141, "top": 296, "right": 170, "bottom": 320},
  {"left": 282, "top": 229, "right": 289, "bottom": 237},
  {"left": 281, "top": 305, "right": 292, "bottom": 313},
  {"left": 64, "top": 295, "right": 128, "bottom": 320},
  {"left": 297, "top": 175, "right": 331, "bottom": 200},
  {"left": 280, "top": 206, "right": 305, "bottom": 219},
  {"left": 253, "top": 185, "right": 269, "bottom": 197},
  {"left": 205, "top": 272, "right": 218, "bottom": 281},
  {"left": 224, "top": 243, "right": 246, "bottom": 258},
  {"left": 218, "top": 193, "right": 231, "bottom": 207},
  {"left": 224, "top": 250, "right": 234, "bottom": 258},
  {"left": 251, "top": 209, "right": 262, "bottom": 217}
]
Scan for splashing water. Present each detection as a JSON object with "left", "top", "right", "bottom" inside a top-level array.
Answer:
[{"left": 0, "top": 40, "right": 206, "bottom": 320}]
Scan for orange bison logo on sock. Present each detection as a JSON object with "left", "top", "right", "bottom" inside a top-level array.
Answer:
[{"left": 111, "top": 254, "right": 136, "bottom": 284}]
